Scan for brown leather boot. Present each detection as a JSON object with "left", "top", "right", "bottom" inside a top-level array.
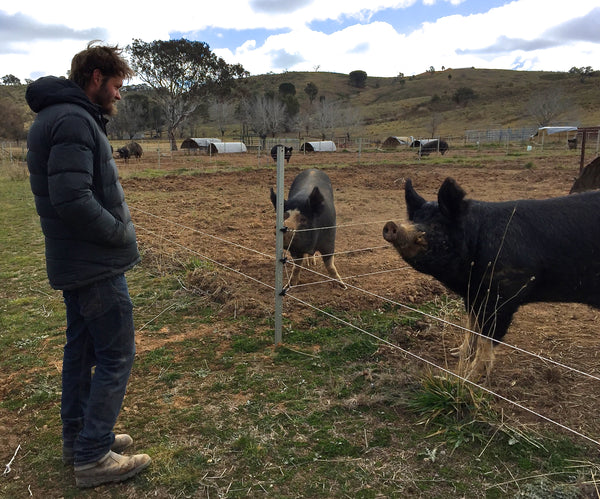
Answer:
[{"left": 74, "top": 450, "right": 151, "bottom": 488}]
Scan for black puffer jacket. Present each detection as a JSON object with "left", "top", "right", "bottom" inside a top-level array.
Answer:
[{"left": 26, "top": 76, "right": 140, "bottom": 290}]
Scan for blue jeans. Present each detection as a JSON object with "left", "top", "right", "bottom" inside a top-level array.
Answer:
[{"left": 61, "top": 274, "right": 136, "bottom": 465}]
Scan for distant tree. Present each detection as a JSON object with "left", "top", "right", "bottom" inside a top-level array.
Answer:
[
  {"left": 304, "top": 82, "right": 318, "bottom": 104},
  {"left": 428, "top": 66, "right": 435, "bottom": 74},
  {"left": 526, "top": 88, "right": 575, "bottom": 128},
  {"left": 107, "top": 92, "right": 153, "bottom": 139},
  {"left": 209, "top": 99, "right": 237, "bottom": 139},
  {"left": 348, "top": 70, "right": 367, "bottom": 88},
  {"left": 429, "top": 113, "right": 442, "bottom": 138},
  {"left": 395, "top": 72, "right": 406, "bottom": 87},
  {"left": 128, "top": 38, "right": 247, "bottom": 150},
  {"left": 281, "top": 94, "right": 300, "bottom": 129},
  {"left": 179, "top": 104, "right": 209, "bottom": 138},
  {"left": 278, "top": 82, "right": 296, "bottom": 97},
  {"left": 453, "top": 87, "right": 476, "bottom": 105},
  {"left": 2, "top": 74, "right": 21, "bottom": 85},
  {"left": 242, "top": 94, "right": 286, "bottom": 148},
  {"left": 314, "top": 99, "right": 343, "bottom": 140},
  {"left": 297, "top": 110, "right": 313, "bottom": 136},
  {"left": 568, "top": 66, "right": 596, "bottom": 83},
  {"left": 0, "top": 98, "right": 26, "bottom": 139},
  {"left": 339, "top": 106, "right": 362, "bottom": 143}
]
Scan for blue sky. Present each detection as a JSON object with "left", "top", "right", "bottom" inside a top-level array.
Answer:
[{"left": 1, "top": 0, "right": 599, "bottom": 82}]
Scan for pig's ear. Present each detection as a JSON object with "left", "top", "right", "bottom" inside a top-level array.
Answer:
[
  {"left": 405, "top": 179, "right": 426, "bottom": 219},
  {"left": 308, "top": 186, "right": 326, "bottom": 215},
  {"left": 270, "top": 187, "right": 277, "bottom": 209},
  {"left": 438, "top": 178, "right": 467, "bottom": 219}
]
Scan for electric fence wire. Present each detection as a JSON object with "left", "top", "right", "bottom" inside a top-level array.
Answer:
[{"left": 131, "top": 211, "right": 600, "bottom": 447}]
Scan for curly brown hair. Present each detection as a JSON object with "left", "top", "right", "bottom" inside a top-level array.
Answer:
[{"left": 69, "top": 40, "right": 135, "bottom": 89}]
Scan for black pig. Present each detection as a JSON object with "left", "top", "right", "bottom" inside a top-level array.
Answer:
[
  {"left": 271, "top": 145, "right": 293, "bottom": 163},
  {"left": 116, "top": 145, "right": 130, "bottom": 161},
  {"left": 116, "top": 141, "right": 143, "bottom": 162},
  {"left": 383, "top": 177, "right": 600, "bottom": 379},
  {"left": 271, "top": 169, "right": 346, "bottom": 288}
]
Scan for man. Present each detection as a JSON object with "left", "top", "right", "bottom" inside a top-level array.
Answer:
[{"left": 26, "top": 41, "right": 151, "bottom": 488}]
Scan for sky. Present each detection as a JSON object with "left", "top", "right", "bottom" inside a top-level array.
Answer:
[{"left": 1, "top": 0, "right": 599, "bottom": 83}]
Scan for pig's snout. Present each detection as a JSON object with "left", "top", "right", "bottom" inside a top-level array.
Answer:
[
  {"left": 383, "top": 221, "right": 427, "bottom": 259},
  {"left": 382, "top": 221, "right": 398, "bottom": 243}
]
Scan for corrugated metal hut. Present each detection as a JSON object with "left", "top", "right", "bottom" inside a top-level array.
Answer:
[
  {"left": 300, "top": 141, "right": 337, "bottom": 152},
  {"left": 208, "top": 142, "right": 248, "bottom": 154},
  {"left": 181, "top": 138, "right": 221, "bottom": 149},
  {"left": 181, "top": 138, "right": 221, "bottom": 154}
]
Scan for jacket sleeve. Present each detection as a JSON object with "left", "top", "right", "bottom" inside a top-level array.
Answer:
[{"left": 47, "top": 113, "right": 134, "bottom": 247}]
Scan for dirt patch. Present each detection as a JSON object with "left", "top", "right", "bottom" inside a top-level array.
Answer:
[{"left": 121, "top": 150, "right": 599, "bottom": 442}]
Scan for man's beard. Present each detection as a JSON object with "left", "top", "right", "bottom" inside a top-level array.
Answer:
[{"left": 96, "top": 83, "right": 118, "bottom": 116}]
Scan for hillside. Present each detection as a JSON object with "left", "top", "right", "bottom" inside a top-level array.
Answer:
[
  {"left": 244, "top": 68, "right": 600, "bottom": 139},
  {"left": 3, "top": 68, "right": 599, "bottom": 141}
]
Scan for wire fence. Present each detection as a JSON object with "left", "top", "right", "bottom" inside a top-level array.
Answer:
[{"left": 130, "top": 193, "right": 600, "bottom": 448}]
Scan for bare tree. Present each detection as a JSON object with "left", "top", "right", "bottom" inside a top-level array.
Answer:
[
  {"left": 339, "top": 106, "right": 362, "bottom": 144},
  {"left": 429, "top": 113, "right": 442, "bottom": 138},
  {"left": 314, "top": 99, "right": 342, "bottom": 140},
  {"left": 297, "top": 110, "right": 313, "bottom": 137},
  {"left": 209, "top": 99, "right": 237, "bottom": 139},
  {"left": 526, "top": 88, "right": 577, "bottom": 128},
  {"left": 242, "top": 95, "right": 286, "bottom": 148}
]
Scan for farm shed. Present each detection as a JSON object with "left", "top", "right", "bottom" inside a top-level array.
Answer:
[
  {"left": 181, "top": 138, "right": 222, "bottom": 150},
  {"left": 382, "top": 136, "right": 414, "bottom": 148},
  {"left": 531, "top": 126, "right": 578, "bottom": 150},
  {"left": 300, "top": 141, "right": 337, "bottom": 152},
  {"left": 209, "top": 142, "right": 247, "bottom": 154}
]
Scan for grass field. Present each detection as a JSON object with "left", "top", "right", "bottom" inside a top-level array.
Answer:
[{"left": 1, "top": 150, "right": 600, "bottom": 498}]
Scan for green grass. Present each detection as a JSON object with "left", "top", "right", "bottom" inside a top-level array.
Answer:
[{"left": 1, "top": 163, "right": 599, "bottom": 498}]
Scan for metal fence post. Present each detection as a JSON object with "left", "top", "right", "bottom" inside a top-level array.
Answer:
[{"left": 274, "top": 145, "right": 285, "bottom": 344}]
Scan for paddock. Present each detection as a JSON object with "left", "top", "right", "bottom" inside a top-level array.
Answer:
[{"left": 122, "top": 149, "right": 599, "bottom": 447}]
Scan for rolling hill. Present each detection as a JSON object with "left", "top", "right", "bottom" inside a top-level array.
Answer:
[
  {"left": 243, "top": 68, "right": 600, "bottom": 139},
  {"left": 3, "top": 67, "right": 599, "bottom": 141}
]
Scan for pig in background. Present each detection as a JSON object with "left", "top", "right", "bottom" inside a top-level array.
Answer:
[
  {"left": 116, "top": 141, "right": 143, "bottom": 162},
  {"left": 383, "top": 177, "right": 600, "bottom": 380},
  {"left": 271, "top": 145, "right": 293, "bottom": 164},
  {"left": 271, "top": 168, "right": 346, "bottom": 289}
]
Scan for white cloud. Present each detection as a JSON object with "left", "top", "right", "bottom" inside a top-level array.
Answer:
[{"left": 1, "top": 0, "right": 599, "bottom": 81}]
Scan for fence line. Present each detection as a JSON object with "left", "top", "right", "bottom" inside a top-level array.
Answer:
[
  {"left": 134, "top": 224, "right": 276, "bottom": 294},
  {"left": 132, "top": 215, "right": 600, "bottom": 447},
  {"left": 292, "top": 219, "right": 400, "bottom": 233},
  {"left": 283, "top": 257, "right": 600, "bottom": 382},
  {"left": 288, "top": 266, "right": 411, "bottom": 289},
  {"left": 132, "top": 207, "right": 600, "bottom": 384},
  {"left": 131, "top": 207, "right": 275, "bottom": 262}
]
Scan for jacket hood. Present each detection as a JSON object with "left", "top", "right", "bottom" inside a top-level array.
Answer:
[
  {"left": 26, "top": 76, "right": 107, "bottom": 132},
  {"left": 26, "top": 76, "right": 99, "bottom": 115}
]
